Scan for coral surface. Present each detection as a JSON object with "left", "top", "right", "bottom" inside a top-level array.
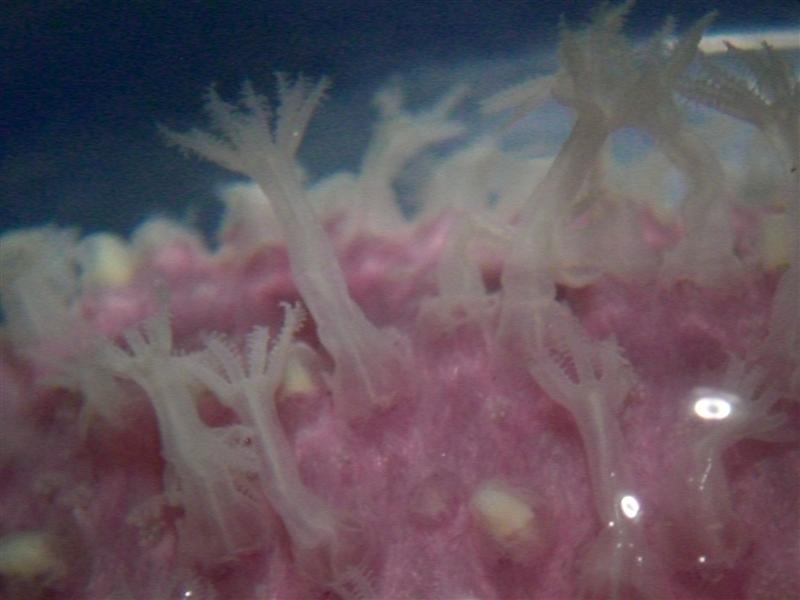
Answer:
[{"left": 1, "top": 5, "right": 798, "bottom": 599}]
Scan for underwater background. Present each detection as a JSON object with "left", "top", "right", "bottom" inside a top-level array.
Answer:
[{"left": 2, "top": 0, "right": 797, "bottom": 238}]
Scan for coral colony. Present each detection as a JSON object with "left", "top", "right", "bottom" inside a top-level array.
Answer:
[{"left": 1, "top": 4, "right": 798, "bottom": 599}]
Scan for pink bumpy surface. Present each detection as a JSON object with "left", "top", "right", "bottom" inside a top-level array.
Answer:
[{"left": 1, "top": 6, "right": 798, "bottom": 600}]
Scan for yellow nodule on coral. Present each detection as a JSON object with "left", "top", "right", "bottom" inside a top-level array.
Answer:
[
  {"left": 0, "top": 531, "right": 64, "bottom": 581},
  {"left": 470, "top": 480, "right": 547, "bottom": 563},
  {"left": 472, "top": 482, "right": 534, "bottom": 539},
  {"left": 759, "top": 213, "right": 794, "bottom": 270},
  {"left": 283, "top": 356, "right": 316, "bottom": 396},
  {"left": 81, "top": 233, "right": 134, "bottom": 287}
]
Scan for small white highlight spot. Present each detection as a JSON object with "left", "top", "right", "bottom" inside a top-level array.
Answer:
[
  {"left": 698, "top": 555, "right": 707, "bottom": 564},
  {"left": 620, "top": 494, "right": 641, "bottom": 520},
  {"left": 699, "top": 30, "right": 800, "bottom": 53}
]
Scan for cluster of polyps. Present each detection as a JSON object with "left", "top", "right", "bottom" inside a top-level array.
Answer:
[{"left": 1, "top": 3, "right": 798, "bottom": 599}]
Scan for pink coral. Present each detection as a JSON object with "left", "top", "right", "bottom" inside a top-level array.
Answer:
[{"left": 0, "top": 4, "right": 798, "bottom": 599}]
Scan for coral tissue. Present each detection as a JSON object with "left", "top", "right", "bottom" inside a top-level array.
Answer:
[{"left": 1, "top": 4, "right": 798, "bottom": 599}]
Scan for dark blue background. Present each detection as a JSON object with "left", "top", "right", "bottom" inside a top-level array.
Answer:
[{"left": 2, "top": 1, "right": 797, "bottom": 236}]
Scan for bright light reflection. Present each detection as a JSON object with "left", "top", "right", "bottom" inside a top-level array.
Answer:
[
  {"left": 694, "top": 396, "right": 733, "bottom": 420},
  {"left": 691, "top": 388, "right": 740, "bottom": 421},
  {"left": 620, "top": 494, "right": 641, "bottom": 519}
]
